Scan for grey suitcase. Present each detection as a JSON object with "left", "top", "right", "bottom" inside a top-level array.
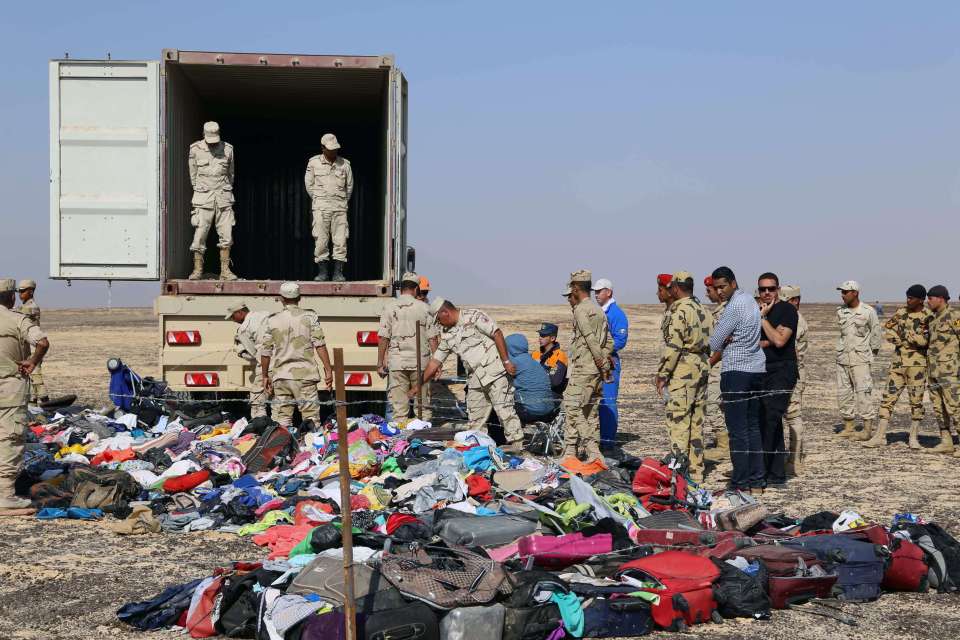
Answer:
[
  {"left": 440, "top": 604, "right": 505, "bottom": 640},
  {"left": 434, "top": 512, "right": 539, "bottom": 547},
  {"left": 288, "top": 555, "right": 406, "bottom": 614}
]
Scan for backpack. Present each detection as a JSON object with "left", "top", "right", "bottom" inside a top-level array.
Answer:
[
  {"left": 710, "top": 558, "right": 771, "bottom": 620},
  {"left": 782, "top": 534, "right": 889, "bottom": 601},
  {"left": 66, "top": 466, "right": 140, "bottom": 515},
  {"left": 108, "top": 359, "right": 143, "bottom": 411},
  {"left": 618, "top": 550, "right": 721, "bottom": 631},
  {"left": 631, "top": 457, "right": 688, "bottom": 513},
  {"left": 891, "top": 522, "right": 960, "bottom": 593},
  {"left": 241, "top": 424, "right": 295, "bottom": 474}
]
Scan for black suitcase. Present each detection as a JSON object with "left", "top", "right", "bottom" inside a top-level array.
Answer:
[
  {"left": 582, "top": 597, "right": 653, "bottom": 637},
  {"left": 363, "top": 602, "right": 438, "bottom": 640}
]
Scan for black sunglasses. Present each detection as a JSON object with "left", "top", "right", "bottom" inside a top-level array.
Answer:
[{"left": 758, "top": 286, "right": 778, "bottom": 293}]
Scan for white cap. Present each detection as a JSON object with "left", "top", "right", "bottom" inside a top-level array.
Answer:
[
  {"left": 321, "top": 133, "right": 341, "bottom": 150},
  {"left": 592, "top": 278, "right": 613, "bottom": 292},
  {"left": 224, "top": 302, "right": 248, "bottom": 320},
  {"left": 203, "top": 121, "right": 221, "bottom": 144},
  {"left": 279, "top": 282, "right": 301, "bottom": 299},
  {"left": 837, "top": 280, "right": 860, "bottom": 292}
]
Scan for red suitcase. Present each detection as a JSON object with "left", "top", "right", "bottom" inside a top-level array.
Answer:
[
  {"left": 727, "top": 544, "right": 825, "bottom": 574},
  {"left": 839, "top": 524, "right": 891, "bottom": 546},
  {"left": 631, "top": 528, "right": 746, "bottom": 552},
  {"left": 882, "top": 537, "right": 929, "bottom": 592},
  {"left": 767, "top": 573, "right": 839, "bottom": 608},
  {"left": 618, "top": 551, "right": 720, "bottom": 630},
  {"left": 517, "top": 533, "right": 613, "bottom": 569}
]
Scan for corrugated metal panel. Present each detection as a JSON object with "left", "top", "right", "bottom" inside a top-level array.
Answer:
[{"left": 163, "top": 63, "right": 387, "bottom": 283}]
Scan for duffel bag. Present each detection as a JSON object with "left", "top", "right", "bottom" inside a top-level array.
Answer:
[
  {"left": 710, "top": 558, "right": 771, "bottom": 619},
  {"left": 882, "top": 536, "right": 929, "bottom": 592}
]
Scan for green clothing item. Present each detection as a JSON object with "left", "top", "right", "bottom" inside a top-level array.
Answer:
[
  {"left": 236, "top": 510, "right": 293, "bottom": 536},
  {"left": 380, "top": 457, "right": 401, "bottom": 474}
]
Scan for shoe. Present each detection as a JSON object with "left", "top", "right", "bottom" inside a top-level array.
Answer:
[
  {"left": 852, "top": 418, "right": 874, "bottom": 442},
  {"left": 219, "top": 248, "right": 238, "bottom": 281},
  {"left": 314, "top": 261, "right": 330, "bottom": 282},
  {"left": 188, "top": 252, "right": 204, "bottom": 280},
  {"left": 863, "top": 418, "right": 888, "bottom": 448},
  {"left": 837, "top": 419, "right": 857, "bottom": 438},
  {"left": 0, "top": 495, "right": 31, "bottom": 509},
  {"left": 908, "top": 419, "right": 921, "bottom": 450},
  {"left": 765, "top": 481, "right": 788, "bottom": 489},
  {"left": 332, "top": 261, "right": 346, "bottom": 282},
  {"left": 925, "top": 430, "right": 955, "bottom": 454}
]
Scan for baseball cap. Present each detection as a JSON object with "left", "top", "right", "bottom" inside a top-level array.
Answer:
[
  {"left": 279, "top": 282, "right": 301, "bottom": 300},
  {"left": 418, "top": 276, "right": 431, "bottom": 292},
  {"left": 17, "top": 279, "right": 37, "bottom": 291},
  {"left": 591, "top": 278, "right": 613, "bottom": 292},
  {"left": 837, "top": 280, "right": 860, "bottom": 292},
  {"left": 569, "top": 269, "right": 591, "bottom": 283},
  {"left": 203, "top": 121, "right": 221, "bottom": 144},
  {"left": 538, "top": 322, "right": 559, "bottom": 337},
  {"left": 0, "top": 278, "right": 15, "bottom": 293},
  {"left": 928, "top": 285, "right": 950, "bottom": 300},
  {"left": 671, "top": 271, "right": 694, "bottom": 285},
  {"left": 780, "top": 285, "right": 801, "bottom": 300},
  {"left": 704, "top": 276, "right": 714, "bottom": 287},
  {"left": 224, "top": 302, "right": 248, "bottom": 320},
  {"left": 428, "top": 297, "right": 446, "bottom": 316},
  {"left": 321, "top": 133, "right": 341, "bottom": 150},
  {"left": 401, "top": 271, "right": 419, "bottom": 285},
  {"left": 906, "top": 284, "right": 927, "bottom": 300},
  {"left": 656, "top": 273, "right": 672, "bottom": 287}
]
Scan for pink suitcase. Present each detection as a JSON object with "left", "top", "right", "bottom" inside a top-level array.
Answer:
[{"left": 517, "top": 532, "right": 613, "bottom": 569}]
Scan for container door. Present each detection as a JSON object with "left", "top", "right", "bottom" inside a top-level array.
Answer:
[
  {"left": 389, "top": 69, "right": 409, "bottom": 281},
  {"left": 49, "top": 60, "right": 161, "bottom": 280}
]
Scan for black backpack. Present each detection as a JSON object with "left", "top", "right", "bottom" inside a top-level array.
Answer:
[
  {"left": 710, "top": 558, "right": 771, "bottom": 619},
  {"left": 215, "top": 567, "right": 285, "bottom": 637}
]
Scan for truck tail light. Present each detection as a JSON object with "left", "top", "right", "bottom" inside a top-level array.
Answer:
[
  {"left": 356, "top": 331, "right": 379, "bottom": 346},
  {"left": 344, "top": 373, "right": 372, "bottom": 387},
  {"left": 185, "top": 372, "right": 219, "bottom": 387},
  {"left": 167, "top": 330, "right": 202, "bottom": 345}
]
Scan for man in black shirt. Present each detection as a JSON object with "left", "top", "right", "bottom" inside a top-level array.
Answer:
[{"left": 757, "top": 272, "right": 799, "bottom": 487}]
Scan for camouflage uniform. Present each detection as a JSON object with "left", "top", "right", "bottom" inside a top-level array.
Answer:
[
  {"left": 704, "top": 300, "right": 728, "bottom": 460},
  {"left": 836, "top": 303, "right": 881, "bottom": 426},
  {"left": 379, "top": 293, "right": 439, "bottom": 421},
  {"left": 432, "top": 309, "right": 523, "bottom": 443},
  {"left": 234, "top": 310, "right": 271, "bottom": 419},
  {"left": 657, "top": 296, "right": 710, "bottom": 480},
  {"left": 878, "top": 307, "right": 931, "bottom": 421},
  {"left": 305, "top": 154, "right": 354, "bottom": 263},
  {"left": 783, "top": 310, "right": 807, "bottom": 471},
  {"left": 188, "top": 139, "right": 235, "bottom": 252},
  {"left": 0, "top": 305, "right": 45, "bottom": 501},
  {"left": 564, "top": 296, "right": 612, "bottom": 460},
  {"left": 926, "top": 305, "right": 960, "bottom": 454},
  {"left": 259, "top": 306, "right": 327, "bottom": 427},
  {"left": 18, "top": 298, "right": 44, "bottom": 402}
]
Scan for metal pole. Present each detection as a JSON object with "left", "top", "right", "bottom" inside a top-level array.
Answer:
[
  {"left": 415, "top": 321, "right": 423, "bottom": 420},
  {"left": 333, "top": 348, "right": 357, "bottom": 640}
]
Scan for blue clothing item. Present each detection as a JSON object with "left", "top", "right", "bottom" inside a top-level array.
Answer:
[
  {"left": 720, "top": 370, "right": 764, "bottom": 490},
  {"left": 117, "top": 578, "right": 204, "bottom": 631},
  {"left": 599, "top": 300, "right": 628, "bottom": 444},
  {"left": 603, "top": 300, "right": 629, "bottom": 354},
  {"left": 506, "top": 333, "right": 556, "bottom": 418},
  {"left": 709, "top": 289, "right": 765, "bottom": 374},
  {"left": 550, "top": 591, "right": 584, "bottom": 638},
  {"left": 108, "top": 360, "right": 142, "bottom": 412}
]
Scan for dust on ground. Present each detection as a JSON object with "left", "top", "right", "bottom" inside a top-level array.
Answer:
[{"left": 3, "top": 304, "right": 959, "bottom": 639}]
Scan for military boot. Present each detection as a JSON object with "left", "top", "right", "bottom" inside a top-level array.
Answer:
[
  {"left": 852, "top": 418, "right": 874, "bottom": 441},
  {"left": 925, "top": 430, "right": 955, "bottom": 454},
  {"left": 314, "top": 261, "right": 330, "bottom": 282},
  {"left": 908, "top": 419, "right": 922, "bottom": 450},
  {"left": 837, "top": 418, "right": 857, "bottom": 438},
  {"left": 863, "top": 418, "right": 888, "bottom": 448},
  {"left": 332, "top": 260, "right": 346, "bottom": 282},
  {"left": 219, "top": 248, "right": 238, "bottom": 281},
  {"left": 188, "top": 252, "right": 204, "bottom": 280},
  {"left": 704, "top": 430, "right": 730, "bottom": 462}
]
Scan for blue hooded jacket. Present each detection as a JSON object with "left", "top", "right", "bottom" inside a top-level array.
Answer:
[{"left": 506, "top": 333, "right": 556, "bottom": 417}]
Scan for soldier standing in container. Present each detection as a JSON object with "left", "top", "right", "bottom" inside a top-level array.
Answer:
[
  {"left": 922, "top": 285, "right": 960, "bottom": 456},
  {"left": 259, "top": 283, "right": 333, "bottom": 428},
  {"left": 305, "top": 134, "right": 354, "bottom": 283},
  {"left": 16, "top": 280, "right": 47, "bottom": 404},
  {"left": 377, "top": 272, "right": 439, "bottom": 422},
  {"left": 835, "top": 280, "right": 882, "bottom": 440},
  {"left": 188, "top": 122, "right": 237, "bottom": 281},
  {"left": 228, "top": 302, "right": 272, "bottom": 419}
]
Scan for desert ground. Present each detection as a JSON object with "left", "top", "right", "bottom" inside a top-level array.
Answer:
[{"left": 2, "top": 303, "right": 959, "bottom": 639}]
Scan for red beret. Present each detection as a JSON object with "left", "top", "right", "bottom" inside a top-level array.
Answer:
[
  {"left": 704, "top": 276, "right": 714, "bottom": 287},
  {"left": 657, "top": 274, "right": 673, "bottom": 287}
]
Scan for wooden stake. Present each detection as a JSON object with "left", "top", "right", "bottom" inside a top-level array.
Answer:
[
  {"left": 333, "top": 348, "right": 357, "bottom": 640},
  {"left": 415, "top": 321, "right": 424, "bottom": 420}
]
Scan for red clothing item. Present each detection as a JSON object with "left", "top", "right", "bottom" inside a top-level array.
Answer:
[
  {"left": 350, "top": 494, "right": 371, "bottom": 511},
  {"left": 386, "top": 513, "right": 421, "bottom": 535},
  {"left": 162, "top": 469, "right": 211, "bottom": 493},
  {"left": 252, "top": 523, "right": 315, "bottom": 559},
  {"left": 465, "top": 474, "right": 493, "bottom": 502},
  {"left": 294, "top": 500, "right": 335, "bottom": 526},
  {"left": 90, "top": 448, "right": 137, "bottom": 466}
]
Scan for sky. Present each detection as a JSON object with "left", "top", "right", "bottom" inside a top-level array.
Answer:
[{"left": 3, "top": 1, "right": 960, "bottom": 307}]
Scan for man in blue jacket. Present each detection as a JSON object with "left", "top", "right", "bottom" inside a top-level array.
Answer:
[{"left": 593, "top": 278, "right": 628, "bottom": 448}]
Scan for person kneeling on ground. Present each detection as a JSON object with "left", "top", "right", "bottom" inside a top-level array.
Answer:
[{"left": 506, "top": 333, "right": 558, "bottom": 423}]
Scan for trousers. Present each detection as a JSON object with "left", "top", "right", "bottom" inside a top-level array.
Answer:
[
  {"left": 388, "top": 369, "right": 432, "bottom": 422},
  {"left": 705, "top": 365, "right": 724, "bottom": 437},
  {"left": 928, "top": 364, "right": 960, "bottom": 428},
  {"left": 759, "top": 360, "right": 798, "bottom": 484},
  {"left": 0, "top": 405, "right": 26, "bottom": 494},
  {"left": 272, "top": 379, "right": 320, "bottom": 427},
  {"left": 312, "top": 208, "right": 349, "bottom": 263},
  {"left": 467, "top": 375, "right": 522, "bottom": 443},
  {"left": 721, "top": 370, "right": 764, "bottom": 491},
  {"left": 599, "top": 356, "right": 620, "bottom": 445},
  {"left": 246, "top": 363, "right": 269, "bottom": 419},
  {"left": 878, "top": 365, "right": 926, "bottom": 420},
  {"left": 783, "top": 366, "right": 805, "bottom": 467},
  {"left": 190, "top": 204, "right": 235, "bottom": 251},
  {"left": 836, "top": 363, "right": 875, "bottom": 420},
  {"left": 29, "top": 363, "right": 45, "bottom": 401},
  {"left": 664, "top": 366, "right": 708, "bottom": 480},
  {"left": 563, "top": 372, "right": 603, "bottom": 458}
]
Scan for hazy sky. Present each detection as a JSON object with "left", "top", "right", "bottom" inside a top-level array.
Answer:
[{"left": 3, "top": 1, "right": 960, "bottom": 307}]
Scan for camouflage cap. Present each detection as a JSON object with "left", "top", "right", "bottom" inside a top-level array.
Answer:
[
  {"left": 428, "top": 297, "right": 447, "bottom": 316},
  {"left": 837, "top": 280, "right": 860, "bottom": 292},
  {"left": 569, "top": 269, "right": 592, "bottom": 283},
  {"left": 401, "top": 271, "right": 419, "bottom": 285},
  {"left": 224, "top": 301, "right": 248, "bottom": 320},
  {"left": 321, "top": 133, "right": 341, "bottom": 150},
  {"left": 17, "top": 279, "right": 37, "bottom": 291},
  {"left": 671, "top": 271, "right": 694, "bottom": 285},
  {"left": 203, "top": 121, "right": 220, "bottom": 144},
  {"left": 279, "top": 282, "right": 301, "bottom": 300},
  {"left": 780, "top": 285, "right": 801, "bottom": 300},
  {"left": 0, "top": 278, "right": 15, "bottom": 293}
]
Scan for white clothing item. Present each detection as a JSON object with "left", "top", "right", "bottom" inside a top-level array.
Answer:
[
  {"left": 128, "top": 469, "right": 161, "bottom": 488},
  {"left": 444, "top": 501, "right": 478, "bottom": 514},
  {"left": 59, "top": 453, "right": 90, "bottom": 465},
  {"left": 150, "top": 415, "right": 170, "bottom": 434},
  {"left": 454, "top": 430, "right": 497, "bottom": 449},
  {"left": 601, "top": 297, "right": 616, "bottom": 312},
  {"left": 403, "top": 418, "right": 432, "bottom": 431},
  {"left": 155, "top": 459, "right": 201, "bottom": 482},
  {"left": 115, "top": 414, "right": 139, "bottom": 429},
  {"left": 229, "top": 417, "right": 249, "bottom": 439},
  {"left": 86, "top": 433, "right": 135, "bottom": 455}
]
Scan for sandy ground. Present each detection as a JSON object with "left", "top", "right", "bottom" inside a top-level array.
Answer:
[{"left": 3, "top": 304, "right": 960, "bottom": 639}]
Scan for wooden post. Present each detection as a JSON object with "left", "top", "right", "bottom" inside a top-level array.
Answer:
[
  {"left": 415, "top": 321, "right": 424, "bottom": 420},
  {"left": 333, "top": 348, "right": 357, "bottom": 640}
]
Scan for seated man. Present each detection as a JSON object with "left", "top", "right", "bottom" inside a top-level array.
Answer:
[
  {"left": 506, "top": 333, "right": 558, "bottom": 423},
  {"left": 531, "top": 323, "right": 569, "bottom": 395}
]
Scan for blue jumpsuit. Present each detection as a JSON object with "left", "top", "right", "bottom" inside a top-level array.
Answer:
[{"left": 600, "top": 300, "right": 629, "bottom": 446}]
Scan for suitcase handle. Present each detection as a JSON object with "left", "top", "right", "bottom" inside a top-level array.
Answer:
[{"left": 370, "top": 623, "right": 426, "bottom": 640}]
